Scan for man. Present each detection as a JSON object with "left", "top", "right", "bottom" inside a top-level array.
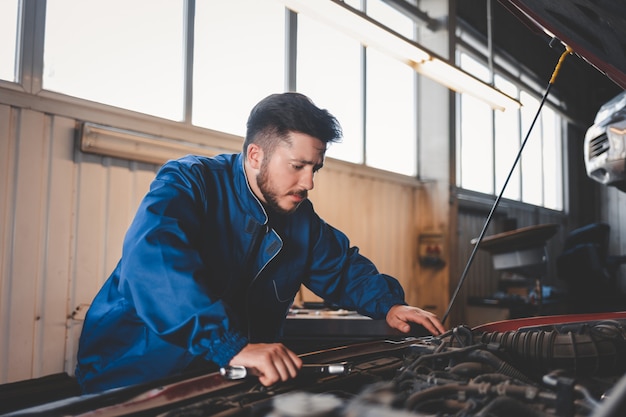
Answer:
[{"left": 75, "top": 92, "right": 445, "bottom": 393}]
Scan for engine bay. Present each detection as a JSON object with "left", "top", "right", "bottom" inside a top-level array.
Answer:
[
  {"left": 198, "top": 317, "right": 626, "bottom": 417},
  {"left": 6, "top": 314, "right": 626, "bottom": 417}
]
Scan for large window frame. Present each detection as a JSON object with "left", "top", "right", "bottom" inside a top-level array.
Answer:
[
  {"left": 1, "top": 0, "right": 424, "bottom": 178},
  {"left": 455, "top": 36, "right": 566, "bottom": 212}
]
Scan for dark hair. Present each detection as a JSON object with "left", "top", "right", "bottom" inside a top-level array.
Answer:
[{"left": 243, "top": 92, "right": 342, "bottom": 157}]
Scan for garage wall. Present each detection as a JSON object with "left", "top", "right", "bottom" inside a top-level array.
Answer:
[
  {"left": 600, "top": 185, "right": 626, "bottom": 287},
  {"left": 448, "top": 202, "right": 569, "bottom": 325},
  {"left": 0, "top": 102, "right": 444, "bottom": 384},
  {"left": 0, "top": 106, "right": 159, "bottom": 383}
]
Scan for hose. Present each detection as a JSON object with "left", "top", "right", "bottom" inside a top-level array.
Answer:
[{"left": 479, "top": 325, "right": 626, "bottom": 376}]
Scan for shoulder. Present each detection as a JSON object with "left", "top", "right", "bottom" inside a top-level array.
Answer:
[
  {"left": 156, "top": 153, "right": 239, "bottom": 181},
  {"left": 163, "top": 153, "right": 237, "bottom": 171}
]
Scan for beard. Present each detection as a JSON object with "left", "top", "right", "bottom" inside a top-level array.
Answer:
[{"left": 256, "top": 161, "right": 306, "bottom": 215}]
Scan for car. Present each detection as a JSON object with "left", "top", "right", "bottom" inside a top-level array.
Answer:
[{"left": 585, "top": 91, "right": 626, "bottom": 191}]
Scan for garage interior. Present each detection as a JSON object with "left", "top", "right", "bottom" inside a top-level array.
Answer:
[{"left": 1, "top": 0, "right": 626, "bottom": 412}]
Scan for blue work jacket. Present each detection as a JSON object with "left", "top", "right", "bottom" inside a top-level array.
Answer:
[{"left": 75, "top": 153, "right": 407, "bottom": 393}]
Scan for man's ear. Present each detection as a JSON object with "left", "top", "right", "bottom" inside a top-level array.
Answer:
[{"left": 246, "top": 143, "right": 264, "bottom": 170}]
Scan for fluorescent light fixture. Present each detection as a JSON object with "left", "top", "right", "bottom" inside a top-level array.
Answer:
[
  {"left": 277, "top": 0, "right": 520, "bottom": 111},
  {"left": 80, "top": 122, "right": 222, "bottom": 165},
  {"left": 412, "top": 59, "right": 520, "bottom": 112}
]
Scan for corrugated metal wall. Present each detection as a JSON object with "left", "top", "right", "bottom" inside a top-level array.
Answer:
[
  {"left": 0, "top": 105, "right": 160, "bottom": 383},
  {"left": 0, "top": 104, "right": 442, "bottom": 384},
  {"left": 1, "top": 107, "right": 77, "bottom": 382}
]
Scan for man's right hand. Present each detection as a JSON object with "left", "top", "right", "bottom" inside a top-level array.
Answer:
[{"left": 228, "top": 343, "right": 302, "bottom": 386}]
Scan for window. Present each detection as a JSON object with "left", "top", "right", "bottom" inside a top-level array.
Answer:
[
  {"left": 541, "top": 105, "right": 563, "bottom": 210},
  {"left": 519, "top": 91, "right": 544, "bottom": 206},
  {"left": 366, "top": 48, "right": 417, "bottom": 176},
  {"left": 366, "top": 0, "right": 414, "bottom": 39},
  {"left": 0, "top": 0, "right": 19, "bottom": 82},
  {"left": 17, "top": 0, "right": 424, "bottom": 178},
  {"left": 297, "top": 14, "right": 363, "bottom": 164},
  {"left": 192, "top": 0, "right": 285, "bottom": 137},
  {"left": 457, "top": 53, "right": 493, "bottom": 193},
  {"left": 364, "top": 0, "right": 417, "bottom": 176},
  {"left": 457, "top": 51, "right": 565, "bottom": 210},
  {"left": 494, "top": 75, "right": 521, "bottom": 200},
  {"left": 43, "top": 0, "right": 185, "bottom": 120},
  {"left": 458, "top": 91, "right": 493, "bottom": 193},
  {"left": 298, "top": 0, "right": 419, "bottom": 175}
]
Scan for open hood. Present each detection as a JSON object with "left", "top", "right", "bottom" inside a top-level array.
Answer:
[
  {"left": 499, "top": 0, "right": 626, "bottom": 89},
  {"left": 498, "top": 1, "right": 626, "bottom": 190}
]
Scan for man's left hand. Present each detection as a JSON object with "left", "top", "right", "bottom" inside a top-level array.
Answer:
[{"left": 386, "top": 305, "right": 446, "bottom": 336}]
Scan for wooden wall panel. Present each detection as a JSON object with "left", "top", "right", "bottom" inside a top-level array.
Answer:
[
  {"left": 72, "top": 152, "right": 109, "bottom": 312},
  {"left": 103, "top": 158, "right": 133, "bottom": 279},
  {"left": 304, "top": 168, "right": 379, "bottom": 304},
  {"left": 131, "top": 162, "right": 158, "bottom": 212},
  {"left": 7, "top": 110, "right": 48, "bottom": 381},
  {"left": 66, "top": 155, "right": 159, "bottom": 377},
  {"left": 413, "top": 182, "right": 449, "bottom": 318},
  {"left": 0, "top": 105, "right": 17, "bottom": 382},
  {"left": 306, "top": 167, "right": 443, "bottom": 313},
  {"left": 38, "top": 116, "right": 76, "bottom": 377},
  {"left": 451, "top": 210, "right": 500, "bottom": 322},
  {"left": 0, "top": 105, "right": 164, "bottom": 383}
]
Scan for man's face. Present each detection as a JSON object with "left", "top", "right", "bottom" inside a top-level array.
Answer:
[{"left": 254, "top": 132, "right": 326, "bottom": 215}]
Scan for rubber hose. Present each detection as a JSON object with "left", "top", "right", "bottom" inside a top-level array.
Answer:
[{"left": 479, "top": 327, "right": 626, "bottom": 376}]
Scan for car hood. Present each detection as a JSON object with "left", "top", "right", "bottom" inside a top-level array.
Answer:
[{"left": 499, "top": 0, "right": 626, "bottom": 89}]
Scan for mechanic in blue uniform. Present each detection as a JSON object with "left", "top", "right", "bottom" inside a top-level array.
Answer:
[{"left": 75, "top": 92, "right": 445, "bottom": 393}]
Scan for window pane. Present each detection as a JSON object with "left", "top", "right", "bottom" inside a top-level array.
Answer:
[
  {"left": 542, "top": 106, "right": 563, "bottom": 210},
  {"left": 367, "top": 0, "right": 414, "bottom": 39},
  {"left": 366, "top": 48, "right": 416, "bottom": 176},
  {"left": 457, "top": 52, "right": 565, "bottom": 211},
  {"left": 459, "top": 93, "right": 493, "bottom": 193},
  {"left": 192, "top": 1, "right": 285, "bottom": 137},
  {"left": 297, "top": 15, "right": 363, "bottom": 164},
  {"left": 344, "top": 0, "right": 362, "bottom": 10},
  {"left": 494, "top": 75, "right": 520, "bottom": 200},
  {"left": 44, "top": 0, "right": 185, "bottom": 120},
  {"left": 0, "top": 0, "right": 18, "bottom": 82},
  {"left": 520, "top": 91, "right": 543, "bottom": 206},
  {"left": 460, "top": 53, "right": 490, "bottom": 84},
  {"left": 459, "top": 53, "right": 493, "bottom": 193}
]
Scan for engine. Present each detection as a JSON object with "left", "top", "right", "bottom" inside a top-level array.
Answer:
[
  {"left": 147, "top": 317, "right": 626, "bottom": 417},
  {"left": 8, "top": 316, "right": 626, "bottom": 417}
]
